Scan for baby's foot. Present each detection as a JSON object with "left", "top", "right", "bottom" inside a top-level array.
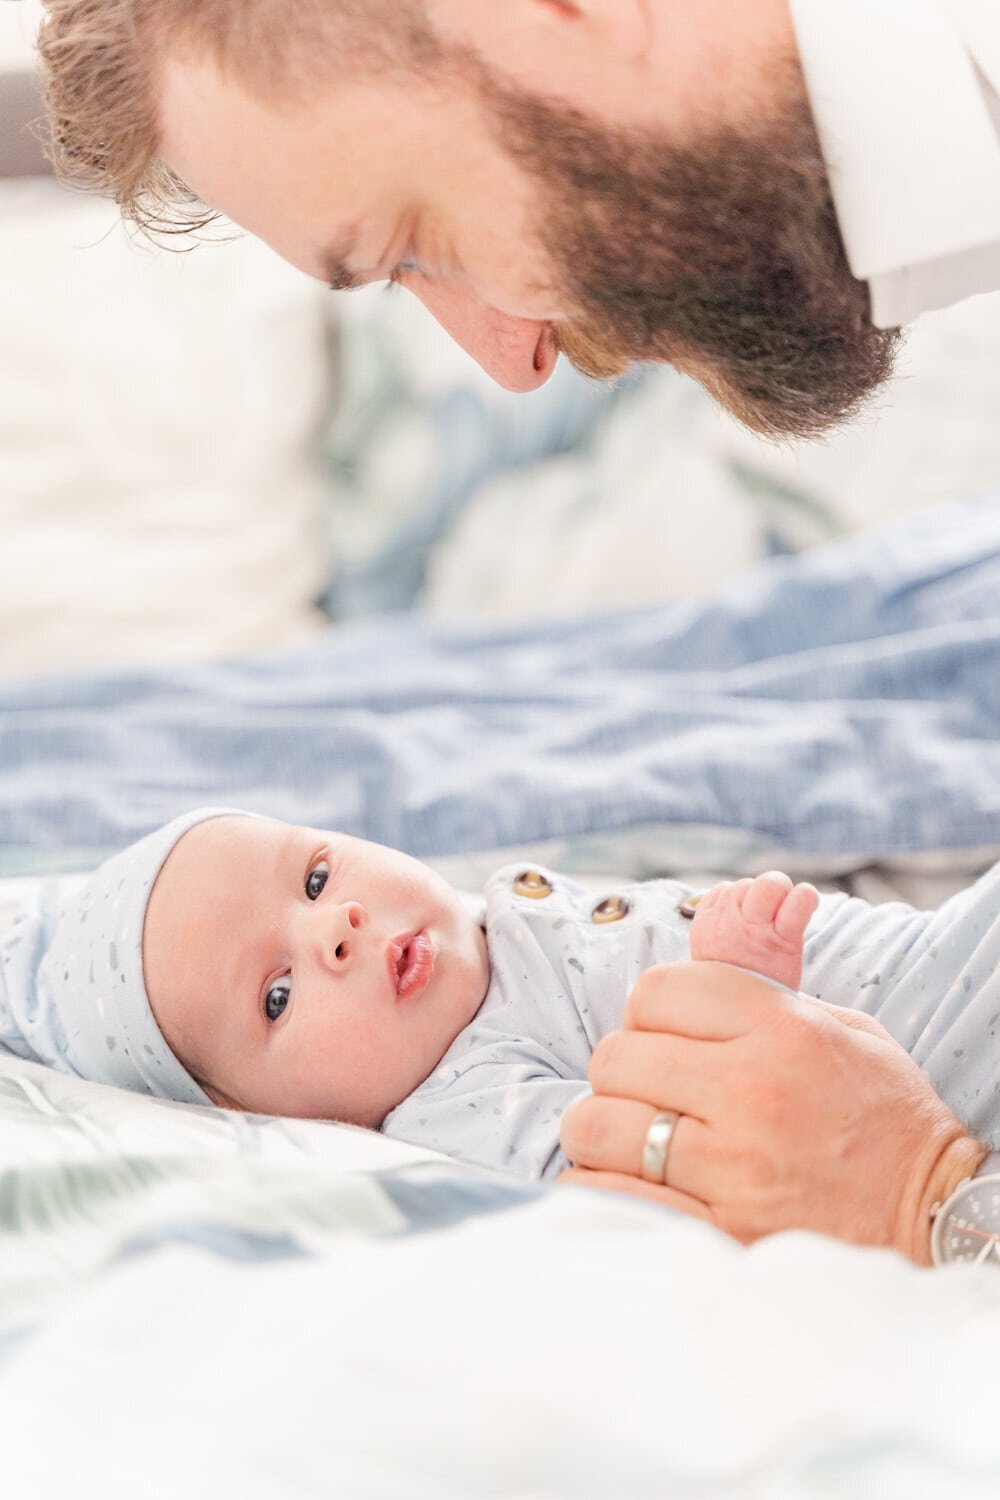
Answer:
[{"left": 688, "top": 871, "right": 820, "bottom": 991}]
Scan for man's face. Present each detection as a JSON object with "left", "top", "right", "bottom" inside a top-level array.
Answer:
[{"left": 156, "top": 11, "right": 898, "bottom": 439}]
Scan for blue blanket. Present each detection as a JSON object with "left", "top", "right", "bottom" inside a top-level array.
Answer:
[{"left": 4, "top": 495, "right": 1000, "bottom": 876}]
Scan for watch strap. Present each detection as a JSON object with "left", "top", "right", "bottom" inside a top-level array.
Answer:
[{"left": 973, "top": 1150, "right": 1000, "bottom": 1180}]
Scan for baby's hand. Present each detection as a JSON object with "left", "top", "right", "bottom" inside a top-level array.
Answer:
[{"left": 688, "top": 871, "right": 819, "bottom": 991}]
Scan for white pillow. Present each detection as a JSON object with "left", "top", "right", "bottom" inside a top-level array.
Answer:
[
  {"left": 425, "top": 291, "right": 1000, "bottom": 618},
  {"left": 423, "top": 371, "right": 762, "bottom": 616},
  {"left": 0, "top": 179, "right": 335, "bottom": 674},
  {"left": 715, "top": 290, "right": 1000, "bottom": 538}
]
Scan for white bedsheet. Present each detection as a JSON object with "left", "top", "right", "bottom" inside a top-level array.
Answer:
[{"left": 1, "top": 1050, "right": 999, "bottom": 1499}]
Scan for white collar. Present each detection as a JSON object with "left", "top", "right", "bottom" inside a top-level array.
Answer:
[{"left": 789, "top": 0, "right": 1000, "bottom": 325}]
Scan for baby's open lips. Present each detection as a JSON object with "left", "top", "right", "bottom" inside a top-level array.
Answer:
[{"left": 389, "top": 932, "right": 434, "bottom": 1001}]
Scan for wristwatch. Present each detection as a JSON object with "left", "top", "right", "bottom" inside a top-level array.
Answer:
[{"left": 931, "top": 1151, "right": 1000, "bottom": 1267}]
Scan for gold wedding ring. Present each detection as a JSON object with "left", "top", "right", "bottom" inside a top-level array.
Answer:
[{"left": 640, "top": 1109, "right": 680, "bottom": 1185}]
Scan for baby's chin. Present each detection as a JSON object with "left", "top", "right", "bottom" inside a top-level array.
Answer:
[
  {"left": 199, "top": 1079, "right": 243, "bottom": 1111},
  {"left": 463, "top": 925, "right": 492, "bottom": 1016}
]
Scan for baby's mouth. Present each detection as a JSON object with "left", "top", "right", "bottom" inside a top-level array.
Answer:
[{"left": 391, "top": 932, "right": 434, "bottom": 1001}]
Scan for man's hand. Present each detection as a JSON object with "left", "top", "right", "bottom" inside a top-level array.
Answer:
[{"left": 558, "top": 961, "right": 986, "bottom": 1262}]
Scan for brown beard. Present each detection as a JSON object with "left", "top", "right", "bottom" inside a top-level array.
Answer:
[{"left": 476, "top": 63, "right": 902, "bottom": 440}]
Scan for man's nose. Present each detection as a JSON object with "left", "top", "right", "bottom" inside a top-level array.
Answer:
[{"left": 406, "top": 279, "right": 558, "bottom": 392}]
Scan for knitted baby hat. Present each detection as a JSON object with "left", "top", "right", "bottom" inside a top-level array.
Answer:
[{"left": 0, "top": 808, "right": 253, "bottom": 1104}]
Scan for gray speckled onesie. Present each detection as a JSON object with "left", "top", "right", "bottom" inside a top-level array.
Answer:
[{"left": 381, "top": 861, "right": 1000, "bottom": 1180}]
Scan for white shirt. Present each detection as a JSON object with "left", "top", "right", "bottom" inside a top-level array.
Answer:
[{"left": 790, "top": 0, "right": 1000, "bottom": 326}]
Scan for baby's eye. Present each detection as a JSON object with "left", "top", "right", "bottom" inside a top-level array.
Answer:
[
  {"left": 305, "top": 861, "right": 329, "bottom": 901},
  {"left": 264, "top": 977, "right": 291, "bottom": 1023}
]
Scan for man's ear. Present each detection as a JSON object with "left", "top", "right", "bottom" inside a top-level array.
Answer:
[{"left": 427, "top": 0, "right": 651, "bottom": 66}]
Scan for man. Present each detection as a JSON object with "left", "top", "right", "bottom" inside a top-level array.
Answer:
[
  {"left": 41, "top": 0, "right": 1000, "bottom": 440},
  {"left": 38, "top": 0, "right": 1000, "bottom": 1263}
]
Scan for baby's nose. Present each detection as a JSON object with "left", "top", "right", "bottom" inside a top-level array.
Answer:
[{"left": 326, "top": 901, "right": 367, "bottom": 965}]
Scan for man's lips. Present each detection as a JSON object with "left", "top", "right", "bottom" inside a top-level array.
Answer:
[{"left": 390, "top": 932, "right": 434, "bottom": 1001}]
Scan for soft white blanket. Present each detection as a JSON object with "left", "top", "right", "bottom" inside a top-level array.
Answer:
[{"left": 1, "top": 1050, "right": 999, "bottom": 1499}]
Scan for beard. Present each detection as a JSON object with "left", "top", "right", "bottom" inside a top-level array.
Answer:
[{"left": 476, "top": 62, "right": 901, "bottom": 440}]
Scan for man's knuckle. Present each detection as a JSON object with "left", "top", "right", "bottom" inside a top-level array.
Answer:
[
  {"left": 623, "top": 964, "right": 671, "bottom": 1027},
  {"left": 591, "top": 1029, "right": 626, "bottom": 1082},
  {"left": 560, "top": 1101, "right": 605, "bottom": 1159}
]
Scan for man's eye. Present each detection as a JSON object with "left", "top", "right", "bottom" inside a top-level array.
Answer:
[
  {"left": 264, "top": 978, "right": 291, "bottom": 1023},
  {"left": 305, "top": 861, "right": 329, "bottom": 901},
  {"left": 388, "top": 251, "right": 425, "bottom": 286}
]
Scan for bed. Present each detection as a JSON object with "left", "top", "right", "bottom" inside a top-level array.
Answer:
[
  {"left": 5, "top": 36, "right": 1000, "bottom": 1500},
  {"left": 5, "top": 499, "right": 1000, "bottom": 1497}
]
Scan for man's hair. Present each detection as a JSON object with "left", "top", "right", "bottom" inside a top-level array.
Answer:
[{"left": 38, "top": 0, "right": 438, "bottom": 234}]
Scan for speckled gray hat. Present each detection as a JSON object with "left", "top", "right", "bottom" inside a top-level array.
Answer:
[{"left": 0, "top": 808, "right": 255, "bottom": 1105}]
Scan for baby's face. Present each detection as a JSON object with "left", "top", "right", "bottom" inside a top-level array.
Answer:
[{"left": 143, "top": 817, "right": 490, "bottom": 1127}]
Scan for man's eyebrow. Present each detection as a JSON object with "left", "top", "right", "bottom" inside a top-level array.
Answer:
[{"left": 321, "top": 226, "right": 370, "bottom": 291}]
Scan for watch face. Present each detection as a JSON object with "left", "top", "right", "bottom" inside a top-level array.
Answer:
[{"left": 933, "top": 1175, "right": 1000, "bottom": 1266}]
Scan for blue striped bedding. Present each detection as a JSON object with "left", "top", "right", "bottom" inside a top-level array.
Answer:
[{"left": 3, "top": 494, "right": 1000, "bottom": 880}]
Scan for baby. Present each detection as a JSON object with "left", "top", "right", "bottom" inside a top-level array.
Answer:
[{"left": 3, "top": 806, "right": 999, "bottom": 1179}]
